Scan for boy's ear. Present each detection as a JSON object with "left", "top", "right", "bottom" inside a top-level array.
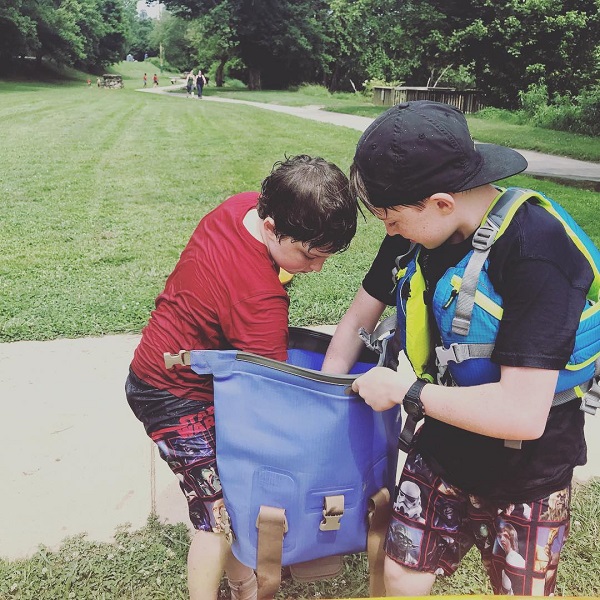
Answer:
[
  {"left": 262, "top": 217, "right": 277, "bottom": 238},
  {"left": 429, "top": 192, "right": 456, "bottom": 214}
]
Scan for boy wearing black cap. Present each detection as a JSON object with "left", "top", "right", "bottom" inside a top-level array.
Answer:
[{"left": 323, "top": 101, "right": 595, "bottom": 596}]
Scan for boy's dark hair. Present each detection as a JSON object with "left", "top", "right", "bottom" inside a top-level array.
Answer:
[{"left": 257, "top": 155, "right": 357, "bottom": 253}]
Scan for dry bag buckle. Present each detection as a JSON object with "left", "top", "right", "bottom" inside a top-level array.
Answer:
[
  {"left": 163, "top": 350, "right": 191, "bottom": 369},
  {"left": 319, "top": 495, "right": 344, "bottom": 531}
]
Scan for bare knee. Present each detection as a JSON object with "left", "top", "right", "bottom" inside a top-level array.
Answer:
[
  {"left": 384, "top": 556, "right": 436, "bottom": 596},
  {"left": 187, "top": 530, "right": 230, "bottom": 600}
]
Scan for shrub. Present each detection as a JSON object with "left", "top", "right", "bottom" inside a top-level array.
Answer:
[
  {"left": 577, "top": 85, "right": 600, "bottom": 136},
  {"left": 296, "top": 84, "right": 332, "bottom": 97},
  {"left": 518, "top": 82, "right": 549, "bottom": 118}
]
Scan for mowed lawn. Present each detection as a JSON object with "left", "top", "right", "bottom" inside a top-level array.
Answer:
[
  {"left": 0, "top": 72, "right": 366, "bottom": 342},
  {"left": 2, "top": 67, "right": 600, "bottom": 347}
]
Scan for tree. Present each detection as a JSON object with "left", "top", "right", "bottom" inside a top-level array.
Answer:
[
  {"left": 150, "top": 10, "right": 196, "bottom": 70},
  {"left": 0, "top": 0, "right": 129, "bottom": 70},
  {"left": 423, "top": 0, "right": 600, "bottom": 107},
  {"left": 160, "top": 0, "right": 331, "bottom": 89},
  {"left": 127, "top": 11, "right": 159, "bottom": 61},
  {"left": 0, "top": 0, "right": 38, "bottom": 62},
  {"left": 185, "top": 2, "right": 236, "bottom": 86}
]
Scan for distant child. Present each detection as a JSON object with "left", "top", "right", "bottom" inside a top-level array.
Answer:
[
  {"left": 143, "top": 73, "right": 148, "bottom": 87},
  {"left": 323, "top": 101, "right": 598, "bottom": 596},
  {"left": 86, "top": 78, "right": 91, "bottom": 86},
  {"left": 152, "top": 73, "right": 158, "bottom": 87},
  {"left": 126, "top": 155, "right": 357, "bottom": 600}
]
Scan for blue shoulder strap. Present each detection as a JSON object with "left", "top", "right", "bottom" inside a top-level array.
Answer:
[{"left": 452, "top": 188, "right": 530, "bottom": 335}]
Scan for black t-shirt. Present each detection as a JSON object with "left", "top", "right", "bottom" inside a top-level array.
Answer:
[{"left": 363, "top": 200, "right": 592, "bottom": 503}]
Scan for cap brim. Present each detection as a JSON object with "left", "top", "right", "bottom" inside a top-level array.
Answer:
[{"left": 459, "top": 144, "right": 528, "bottom": 191}]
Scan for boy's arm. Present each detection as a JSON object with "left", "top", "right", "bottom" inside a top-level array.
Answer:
[
  {"left": 352, "top": 364, "right": 558, "bottom": 441},
  {"left": 321, "top": 286, "right": 387, "bottom": 374}
]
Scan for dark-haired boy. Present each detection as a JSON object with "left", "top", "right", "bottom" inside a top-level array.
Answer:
[
  {"left": 126, "top": 155, "right": 357, "bottom": 600},
  {"left": 323, "top": 101, "right": 595, "bottom": 596}
]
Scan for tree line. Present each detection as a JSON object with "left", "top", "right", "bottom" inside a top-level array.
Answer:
[
  {"left": 2, "top": 0, "right": 599, "bottom": 108},
  {"left": 0, "top": 0, "right": 135, "bottom": 72}
]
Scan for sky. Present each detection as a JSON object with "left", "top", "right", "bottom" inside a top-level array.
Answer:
[{"left": 136, "top": 1, "right": 163, "bottom": 18}]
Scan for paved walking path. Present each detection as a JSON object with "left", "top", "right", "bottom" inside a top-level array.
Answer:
[
  {"left": 140, "top": 83, "right": 600, "bottom": 183},
  {"left": 2, "top": 87, "right": 599, "bottom": 562}
]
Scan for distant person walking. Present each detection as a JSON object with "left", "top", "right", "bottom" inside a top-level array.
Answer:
[
  {"left": 185, "top": 69, "right": 195, "bottom": 97},
  {"left": 143, "top": 73, "right": 147, "bottom": 87},
  {"left": 153, "top": 73, "right": 159, "bottom": 87},
  {"left": 196, "top": 69, "right": 207, "bottom": 99}
]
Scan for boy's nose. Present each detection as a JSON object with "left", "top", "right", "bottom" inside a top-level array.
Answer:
[
  {"left": 310, "top": 258, "right": 326, "bottom": 272},
  {"left": 384, "top": 222, "right": 396, "bottom": 236}
]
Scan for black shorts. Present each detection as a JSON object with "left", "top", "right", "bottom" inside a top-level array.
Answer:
[
  {"left": 386, "top": 448, "right": 571, "bottom": 595},
  {"left": 125, "top": 369, "right": 226, "bottom": 532}
]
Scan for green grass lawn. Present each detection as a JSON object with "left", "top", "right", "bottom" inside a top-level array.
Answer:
[
  {"left": 2, "top": 479, "right": 599, "bottom": 599},
  {"left": 2, "top": 63, "right": 600, "bottom": 598},
  {"left": 206, "top": 85, "right": 600, "bottom": 163},
  {"left": 2, "top": 63, "right": 599, "bottom": 343}
]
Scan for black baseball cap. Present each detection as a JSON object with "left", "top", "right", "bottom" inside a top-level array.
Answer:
[{"left": 354, "top": 100, "right": 528, "bottom": 207}]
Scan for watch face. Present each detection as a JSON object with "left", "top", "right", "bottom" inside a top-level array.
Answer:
[
  {"left": 404, "top": 398, "right": 421, "bottom": 418},
  {"left": 404, "top": 380, "right": 426, "bottom": 420}
]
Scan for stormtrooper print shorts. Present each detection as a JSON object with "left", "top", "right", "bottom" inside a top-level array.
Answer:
[
  {"left": 385, "top": 448, "right": 571, "bottom": 595},
  {"left": 125, "top": 369, "right": 228, "bottom": 533}
]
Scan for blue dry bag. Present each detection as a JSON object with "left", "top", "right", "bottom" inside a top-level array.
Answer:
[{"left": 186, "top": 327, "right": 401, "bottom": 585}]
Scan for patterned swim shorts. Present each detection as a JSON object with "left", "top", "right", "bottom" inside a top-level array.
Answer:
[
  {"left": 125, "top": 369, "right": 228, "bottom": 533},
  {"left": 385, "top": 448, "right": 571, "bottom": 595}
]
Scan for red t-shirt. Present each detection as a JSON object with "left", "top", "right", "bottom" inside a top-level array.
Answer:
[{"left": 131, "top": 192, "right": 290, "bottom": 401}]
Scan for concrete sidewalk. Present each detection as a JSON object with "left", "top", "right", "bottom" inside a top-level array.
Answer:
[{"left": 2, "top": 331, "right": 599, "bottom": 560}]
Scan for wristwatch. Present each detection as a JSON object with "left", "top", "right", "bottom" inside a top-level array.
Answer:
[{"left": 402, "top": 379, "right": 428, "bottom": 421}]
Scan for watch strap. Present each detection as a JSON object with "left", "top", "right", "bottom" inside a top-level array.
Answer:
[
  {"left": 398, "top": 415, "right": 419, "bottom": 453},
  {"left": 398, "top": 379, "right": 428, "bottom": 453},
  {"left": 406, "top": 379, "right": 429, "bottom": 404},
  {"left": 405, "top": 379, "right": 428, "bottom": 412}
]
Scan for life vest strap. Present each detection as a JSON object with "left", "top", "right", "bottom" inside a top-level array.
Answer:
[
  {"left": 435, "top": 342, "right": 495, "bottom": 366},
  {"left": 452, "top": 225, "right": 497, "bottom": 335},
  {"left": 452, "top": 188, "right": 530, "bottom": 336},
  {"left": 580, "top": 377, "right": 600, "bottom": 415},
  {"left": 358, "top": 313, "right": 397, "bottom": 358},
  {"left": 398, "top": 414, "right": 420, "bottom": 453}
]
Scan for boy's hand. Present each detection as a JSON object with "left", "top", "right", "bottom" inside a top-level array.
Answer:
[{"left": 351, "top": 367, "right": 407, "bottom": 412}]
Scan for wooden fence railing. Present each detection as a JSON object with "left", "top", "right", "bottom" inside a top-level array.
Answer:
[{"left": 373, "top": 86, "right": 484, "bottom": 114}]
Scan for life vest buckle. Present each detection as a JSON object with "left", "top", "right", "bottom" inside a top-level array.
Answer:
[
  {"left": 581, "top": 379, "right": 600, "bottom": 415},
  {"left": 472, "top": 220, "right": 499, "bottom": 251},
  {"left": 435, "top": 343, "right": 466, "bottom": 366}
]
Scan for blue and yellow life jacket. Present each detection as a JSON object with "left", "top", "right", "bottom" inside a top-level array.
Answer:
[{"left": 393, "top": 187, "right": 600, "bottom": 414}]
